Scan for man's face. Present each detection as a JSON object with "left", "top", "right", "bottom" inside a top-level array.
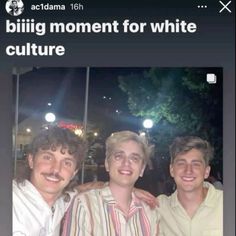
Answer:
[
  {"left": 170, "top": 148, "right": 210, "bottom": 194},
  {"left": 28, "top": 146, "right": 78, "bottom": 202},
  {"left": 105, "top": 140, "right": 146, "bottom": 188}
]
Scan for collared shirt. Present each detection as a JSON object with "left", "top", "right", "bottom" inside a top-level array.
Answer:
[
  {"left": 61, "top": 185, "right": 159, "bottom": 236},
  {"left": 13, "top": 180, "right": 77, "bottom": 236},
  {"left": 157, "top": 182, "right": 223, "bottom": 236}
]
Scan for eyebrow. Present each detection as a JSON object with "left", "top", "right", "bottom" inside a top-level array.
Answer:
[
  {"left": 39, "top": 151, "right": 76, "bottom": 160},
  {"left": 113, "top": 150, "right": 142, "bottom": 157},
  {"left": 175, "top": 159, "right": 203, "bottom": 163},
  {"left": 39, "top": 150, "right": 54, "bottom": 156}
]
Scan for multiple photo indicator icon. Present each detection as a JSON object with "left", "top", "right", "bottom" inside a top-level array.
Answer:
[{"left": 206, "top": 73, "right": 217, "bottom": 84}]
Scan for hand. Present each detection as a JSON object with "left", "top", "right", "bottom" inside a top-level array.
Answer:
[
  {"left": 133, "top": 188, "right": 158, "bottom": 209},
  {"left": 74, "top": 181, "right": 106, "bottom": 193}
]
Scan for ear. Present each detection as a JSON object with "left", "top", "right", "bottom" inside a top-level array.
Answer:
[
  {"left": 27, "top": 154, "right": 34, "bottom": 169},
  {"left": 139, "top": 164, "right": 146, "bottom": 177},
  {"left": 169, "top": 164, "right": 174, "bottom": 178},
  {"left": 105, "top": 158, "right": 109, "bottom": 172},
  {"left": 204, "top": 166, "right": 211, "bottom": 179}
]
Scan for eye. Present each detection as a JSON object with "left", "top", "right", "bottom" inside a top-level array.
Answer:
[
  {"left": 42, "top": 155, "right": 52, "bottom": 161},
  {"left": 129, "top": 155, "right": 141, "bottom": 163},
  {"left": 175, "top": 160, "right": 186, "bottom": 166},
  {"left": 63, "top": 159, "right": 74, "bottom": 168},
  {"left": 113, "top": 152, "right": 124, "bottom": 161},
  {"left": 192, "top": 162, "right": 202, "bottom": 167}
]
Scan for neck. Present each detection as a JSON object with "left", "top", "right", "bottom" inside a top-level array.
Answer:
[
  {"left": 41, "top": 193, "right": 59, "bottom": 207},
  {"left": 177, "top": 187, "right": 208, "bottom": 218},
  {"left": 109, "top": 182, "right": 133, "bottom": 215}
]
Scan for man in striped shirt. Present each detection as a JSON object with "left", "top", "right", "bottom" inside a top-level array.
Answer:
[{"left": 61, "top": 130, "right": 159, "bottom": 236}]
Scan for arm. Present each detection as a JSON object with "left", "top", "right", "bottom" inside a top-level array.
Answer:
[
  {"left": 74, "top": 181, "right": 106, "bottom": 193},
  {"left": 133, "top": 188, "right": 158, "bottom": 209}
]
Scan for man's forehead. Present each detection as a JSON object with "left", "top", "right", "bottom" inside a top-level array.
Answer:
[{"left": 175, "top": 149, "right": 205, "bottom": 161}]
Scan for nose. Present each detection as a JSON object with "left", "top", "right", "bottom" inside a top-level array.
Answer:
[
  {"left": 185, "top": 163, "right": 193, "bottom": 174},
  {"left": 121, "top": 156, "right": 131, "bottom": 165},
  {"left": 51, "top": 160, "right": 62, "bottom": 173}
]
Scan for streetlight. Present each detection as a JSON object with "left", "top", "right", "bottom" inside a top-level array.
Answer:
[
  {"left": 45, "top": 112, "right": 56, "bottom": 123},
  {"left": 142, "top": 119, "right": 155, "bottom": 170},
  {"left": 143, "top": 119, "right": 153, "bottom": 129},
  {"left": 142, "top": 118, "right": 154, "bottom": 142}
]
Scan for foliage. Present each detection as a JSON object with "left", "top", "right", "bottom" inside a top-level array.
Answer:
[{"left": 118, "top": 68, "right": 223, "bottom": 166}]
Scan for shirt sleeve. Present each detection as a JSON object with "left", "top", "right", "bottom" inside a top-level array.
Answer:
[{"left": 13, "top": 206, "right": 28, "bottom": 236}]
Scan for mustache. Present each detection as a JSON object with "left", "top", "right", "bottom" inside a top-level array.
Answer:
[{"left": 41, "top": 172, "right": 64, "bottom": 181}]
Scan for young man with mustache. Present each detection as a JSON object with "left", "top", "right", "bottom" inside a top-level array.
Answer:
[{"left": 13, "top": 126, "right": 86, "bottom": 236}]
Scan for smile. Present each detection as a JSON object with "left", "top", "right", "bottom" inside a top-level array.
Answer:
[
  {"left": 118, "top": 170, "right": 132, "bottom": 175},
  {"left": 181, "top": 176, "right": 195, "bottom": 182},
  {"left": 45, "top": 176, "right": 61, "bottom": 182}
]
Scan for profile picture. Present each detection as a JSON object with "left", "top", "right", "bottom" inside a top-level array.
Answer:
[{"left": 5, "top": 0, "right": 24, "bottom": 16}]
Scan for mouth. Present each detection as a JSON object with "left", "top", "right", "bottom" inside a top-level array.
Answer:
[
  {"left": 41, "top": 173, "right": 64, "bottom": 182},
  {"left": 118, "top": 170, "right": 133, "bottom": 175},
  {"left": 181, "top": 176, "right": 195, "bottom": 182}
]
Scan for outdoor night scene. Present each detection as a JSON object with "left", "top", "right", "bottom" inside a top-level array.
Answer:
[{"left": 13, "top": 67, "right": 223, "bottom": 196}]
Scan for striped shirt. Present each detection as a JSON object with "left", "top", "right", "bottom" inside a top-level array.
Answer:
[{"left": 61, "top": 186, "right": 159, "bottom": 236}]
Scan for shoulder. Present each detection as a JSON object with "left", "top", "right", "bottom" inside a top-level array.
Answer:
[
  {"left": 204, "top": 182, "right": 223, "bottom": 208},
  {"left": 71, "top": 188, "right": 103, "bottom": 206},
  {"left": 206, "top": 182, "right": 223, "bottom": 198},
  {"left": 157, "top": 193, "right": 171, "bottom": 204},
  {"left": 13, "top": 180, "right": 27, "bottom": 196}
]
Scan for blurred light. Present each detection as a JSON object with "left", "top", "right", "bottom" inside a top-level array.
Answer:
[
  {"left": 109, "top": 97, "right": 112, "bottom": 100},
  {"left": 26, "top": 128, "right": 31, "bottom": 133},
  {"left": 143, "top": 119, "right": 153, "bottom": 129},
  {"left": 139, "top": 132, "right": 146, "bottom": 136},
  {"left": 103, "top": 96, "right": 106, "bottom": 99},
  {"left": 115, "top": 109, "right": 119, "bottom": 113},
  {"left": 94, "top": 132, "right": 98, "bottom": 137},
  {"left": 45, "top": 112, "right": 56, "bottom": 122},
  {"left": 47, "top": 102, "right": 52, "bottom": 106},
  {"left": 74, "top": 128, "right": 83, "bottom": 136}
]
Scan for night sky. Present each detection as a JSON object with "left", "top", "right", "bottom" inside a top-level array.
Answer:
[{"left": 13, "top": 67, "right": 150, "bottom": 138}]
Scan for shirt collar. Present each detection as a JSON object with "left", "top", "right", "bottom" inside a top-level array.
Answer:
[
  {"left": 101, "top": 185, "right": 143, "bottom": 209},
  {"left": 170, "top": 181, "right": 218, "bottom": 208}
]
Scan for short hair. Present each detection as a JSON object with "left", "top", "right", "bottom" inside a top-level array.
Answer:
[
  {"left": 169, "top": 136, "right": 214, "bottom": 165},
  {"left": 105, "top": 130, "right": 153, "bottom": 164},
  {"left": 15, "top": 126, "right": 86, "bottom": 188}
]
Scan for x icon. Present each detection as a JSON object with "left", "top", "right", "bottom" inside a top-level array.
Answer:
[{"left": 219, "top": 1, "right": 232, "bottom": 13}]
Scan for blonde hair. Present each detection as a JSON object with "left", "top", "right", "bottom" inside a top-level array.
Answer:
[{"left": 105, "top": 130, "right": 153, "bottom": 164}]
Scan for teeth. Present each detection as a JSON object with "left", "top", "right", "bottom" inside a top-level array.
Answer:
[
  {"left": 119, "top": 170, "right": 132, "bottom": 175},
  {"left": 182, "top": 177, "right": 194, "bottom": 181},
  {"left": 45, "top": 176, "right": 60, "bottom": 182}
]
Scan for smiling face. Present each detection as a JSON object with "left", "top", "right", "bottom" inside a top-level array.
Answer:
[
  {"left": 170, "top": 148, "right": 210, "bottom": 194},
  {"left": 105, "top": 140, "right": 146, "bottom": 188},
  {"left": 28, "top": 146, "right": 78, "bottom": 204}
]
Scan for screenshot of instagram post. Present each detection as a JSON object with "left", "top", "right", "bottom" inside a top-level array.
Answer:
[{"left": 0, "top": 1, "right": 234, "bottom": 236}]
